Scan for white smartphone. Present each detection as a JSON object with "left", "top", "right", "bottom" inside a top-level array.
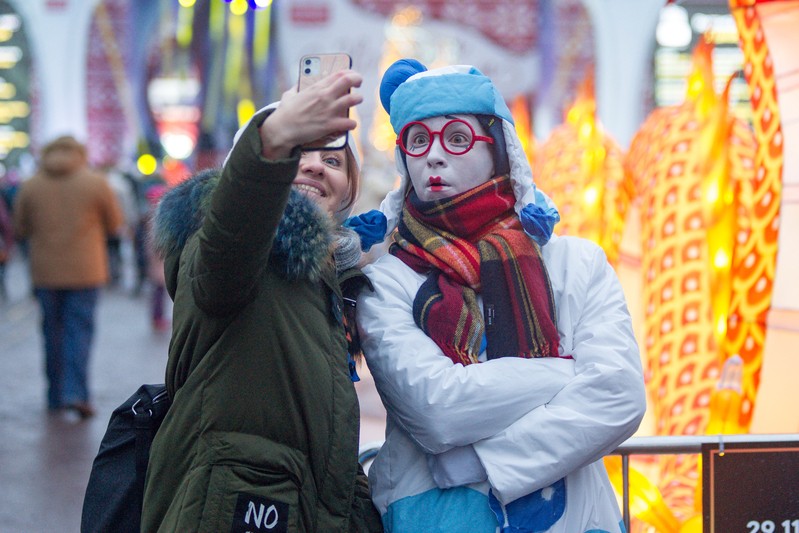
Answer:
[{"left": 297, "top": 52, "right": 352, "bottom": 150}]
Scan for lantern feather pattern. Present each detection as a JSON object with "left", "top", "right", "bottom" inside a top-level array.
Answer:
[
  {"left": 624, "top": 35, "right": 760, "bottom": 520},
  {"left": 727, "top": 0, "right": 783, "bottom": 432}
]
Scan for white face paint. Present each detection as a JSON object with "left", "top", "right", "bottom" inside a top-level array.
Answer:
[
  {"left": 404, "top": 114, "right": 495, "bottom": 202},
  {"left": 292, "top": 149, "right": 350, "bottom": 218}
]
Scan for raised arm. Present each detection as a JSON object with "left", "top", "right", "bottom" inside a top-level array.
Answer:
[{"left": 190, "top": 71, "right": 362, "bottom": 314}]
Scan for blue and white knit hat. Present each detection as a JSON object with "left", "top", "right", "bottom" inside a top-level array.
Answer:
[
  {"left": 380, "top": 59, "right": 515, "bottom": 134},
  {"left": 347, "top": 59, "right": 559, "bottom": 249}
]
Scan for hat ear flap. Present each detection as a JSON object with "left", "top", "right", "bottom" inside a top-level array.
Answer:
[{"left": 379, "top": 59, "right": 427, "bottom": 115}]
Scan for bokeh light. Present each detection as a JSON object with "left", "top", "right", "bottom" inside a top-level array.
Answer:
[{"left": 137, "top": 153, "right": 157, "bottom": 175}]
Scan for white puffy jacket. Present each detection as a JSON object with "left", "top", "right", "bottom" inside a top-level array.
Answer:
[{"left": 357, "top": 233, "right": 646, "bottom": 533}]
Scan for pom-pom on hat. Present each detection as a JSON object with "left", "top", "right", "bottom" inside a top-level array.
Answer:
[
  {"left": 379, "top": 58, "right": 426, "bottom": 117},
  {"left": 380, "top": 61, "right": 515, "bottom": 134}
]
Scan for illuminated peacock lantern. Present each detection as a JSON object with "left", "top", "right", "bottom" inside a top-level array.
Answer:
[
  {"left": 624, "top": 26, "right": 780, "bottom": 521},
  {"left": 725, "top": 0, "right": 783, "bottom": 433}
]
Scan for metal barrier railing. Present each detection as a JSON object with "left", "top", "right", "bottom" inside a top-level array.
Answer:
[
  {"left": 610, "top": 433, "right": 799, "bottom": 531},
  {"left": 359, "top": 433, "right": 799, "bottom": 531}
]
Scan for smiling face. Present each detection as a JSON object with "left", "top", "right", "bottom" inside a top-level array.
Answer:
[
  {"left": 404, "top": 114, "right": 495, "bottom": 202},
  {"left": 292, "top": 148, "right": 351, "bottom": 220}
]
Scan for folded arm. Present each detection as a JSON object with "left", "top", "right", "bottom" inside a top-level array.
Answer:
[
  {"left": 358, "top": 255, "right": 575, "bottom": 454},
  {"left": 472, "top": 245, "right": 646, "bottom": 503}
]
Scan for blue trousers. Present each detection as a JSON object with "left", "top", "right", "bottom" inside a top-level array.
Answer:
[{"left": 34, "top": 287, "right": 99, "bottom": 409}]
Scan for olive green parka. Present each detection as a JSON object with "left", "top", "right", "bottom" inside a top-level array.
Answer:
[{"left": 141, "top": 111, "right": 381, "bottom": 532}]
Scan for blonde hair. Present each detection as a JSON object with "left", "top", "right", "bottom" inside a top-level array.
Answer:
[{"left": 342, "top": 144, "right": 360, "bottom": 213}]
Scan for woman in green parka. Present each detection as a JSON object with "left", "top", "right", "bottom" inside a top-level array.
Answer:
[{"left": 140, "top": 69, "right": 382, "bottom": 532}]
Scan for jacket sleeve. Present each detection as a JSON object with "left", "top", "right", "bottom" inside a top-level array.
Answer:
[
  {"left": 357, "top": 255, "right": 575, "bottom": 454},
  {"left": 189, "top": 110, "right": 300, "bottom": 316},
  {"left": 472, "top": 243, "right": 646, "bottom": 504}
]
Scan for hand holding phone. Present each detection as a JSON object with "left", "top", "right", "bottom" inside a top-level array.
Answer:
[
  {"left": 297, "top": 53, "right": 353, "bottom": 150},
  {"left": 258, "top": 55, "right": 361, "bottom": 160}
]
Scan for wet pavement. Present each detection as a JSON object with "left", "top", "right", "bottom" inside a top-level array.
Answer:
[{"left": 0, "top": 251, "right": 386, "bottom": 532}]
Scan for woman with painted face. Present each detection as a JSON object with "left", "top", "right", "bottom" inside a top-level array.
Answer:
[
  {"left": 353, "top": 59, "right": 646, "bottom": 532},
  {"left": 140, "top": 69, "right": 382, "bottom": 532}
]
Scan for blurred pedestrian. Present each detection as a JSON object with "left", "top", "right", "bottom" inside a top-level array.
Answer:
[
  {"left": 131, "top": 174, "right": 165, "bottom": 296},
  {"left": 143, "top": 182, "right": 168, "bottom": 331},
  {"left": 13, "top": 135, "right": 124, "bottom": 418},
  {"left": 103, "top": 165, "right": 139, "bottom": 289},
  {"left": 0, "top": 195, "right": 13, "bottom": 301}
]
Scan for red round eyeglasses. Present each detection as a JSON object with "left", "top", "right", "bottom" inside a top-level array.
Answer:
[{"left": 396, "top": 118, "right": 494, "bottom": 157}]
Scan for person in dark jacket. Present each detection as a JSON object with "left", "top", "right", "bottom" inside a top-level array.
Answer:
[
  {"left": 0, "top": 193, "right": 14, "bottom": 300},
  {"left": 141, "top": 68, "right": 382, "bottom": 532}
]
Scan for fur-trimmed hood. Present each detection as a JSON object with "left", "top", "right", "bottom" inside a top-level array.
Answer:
[{"left": 152, "top": 168, "right": 334, "bottom": 282}]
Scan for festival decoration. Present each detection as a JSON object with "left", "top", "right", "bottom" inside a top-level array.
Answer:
[
  {"left": 511, "top": 95, "right": 535, "bottom": 166},
  {"left": 706, "top": 354, "right": 745, "bottom": 435},
  {"left": 87, "top": 0, "right": 133, "bottom": 167},
  {"left": 168, "top": 0, "right": 275, "bottom": 170},
  {"left": 137, "top": 153, "right": 157, "bottom": 176},
  {"left": 678, "top": 515, "right": 703, "bottom": 533},
  {"left": 603, "top": 358, "right": 744, "bottom": 532},
  {"left": 678, "top": 354, "right": 746, "bottom": 531},
  {"left": 354, "top": 0, "right": 540, "bottom": 54},
  {"left": 0, "top": 1, "right": 31, "bottom": 172},
  {"left": 624, "top": 33, "right": 762, "bottom": 520},
  {"left": 726, "top": 0, "right": 783, "bottom": 431},
  {"left": 533, "top": 73, "right": 630, "bottom": 265},
  {"left": 604, "top": 455, "right": 680, "bottom": 533},
  {"left": 92, "top": 0, "right": 278, "bottom": 173}
]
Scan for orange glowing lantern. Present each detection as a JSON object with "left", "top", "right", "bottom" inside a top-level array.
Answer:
[
  {"left": 511, "top": 94, "right": 535, "bottom": 166},
  {"left": 624, "top": 34, "right": 757, "bottom": 519},
  {"left": 533, "top": 72, "right": 630, "bottom": 265},
  {"left": 679, "top": 514, "right": 703, "bottom": 533},
  {"left": 706, "top": 354, "right": 745, "bottom": 435},
  {"left": 604, "top": 456, "right": 680, "bottom": 533},
  {"left": 725, "top": 0, "right": 783, "bottom": 432}
]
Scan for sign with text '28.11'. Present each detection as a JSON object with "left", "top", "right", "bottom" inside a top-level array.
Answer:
[{"left": 703, "top": 440, "right": 799, "bottom": 533}]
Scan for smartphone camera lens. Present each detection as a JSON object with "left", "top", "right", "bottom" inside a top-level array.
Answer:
[
  {"left": 304, "top": 59, "right": 312, "bottom": 65},
  {"left": 304, "top": 68, "right": 311, "bottom": 74}
]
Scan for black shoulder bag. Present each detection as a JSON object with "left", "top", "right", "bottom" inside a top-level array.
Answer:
[{"left": 80, "top": 384, "right": 170, "bottom": 533}]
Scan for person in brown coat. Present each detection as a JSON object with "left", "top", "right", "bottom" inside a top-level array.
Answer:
[{"left": 13, "top": 135, "right": 123, "bottom": 418}]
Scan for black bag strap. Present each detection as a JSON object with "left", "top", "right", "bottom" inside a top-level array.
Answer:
[
  {"left": 133, "top": 409, "right": 150, "bottom": 520},
  {"left": 131, "top": 386, "right": 170, "bottom": 515}
]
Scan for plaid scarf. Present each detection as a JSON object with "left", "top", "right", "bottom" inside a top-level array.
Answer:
[{"left": 392, "top": 176, "right": 559, "bottom": 366}]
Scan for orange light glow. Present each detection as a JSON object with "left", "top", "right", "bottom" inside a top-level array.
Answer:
[
  {"left": 604, "top": 457, "right": 680, "bottom": 533},
  {"left": 534, "top": 70, "right": 629, "bottom": 265},
  {"left": 511, "top": 95, "right": 534, "bottom": 165},
  {"left": 624, "top": 32, "right": 759, "bottom": 520}
]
